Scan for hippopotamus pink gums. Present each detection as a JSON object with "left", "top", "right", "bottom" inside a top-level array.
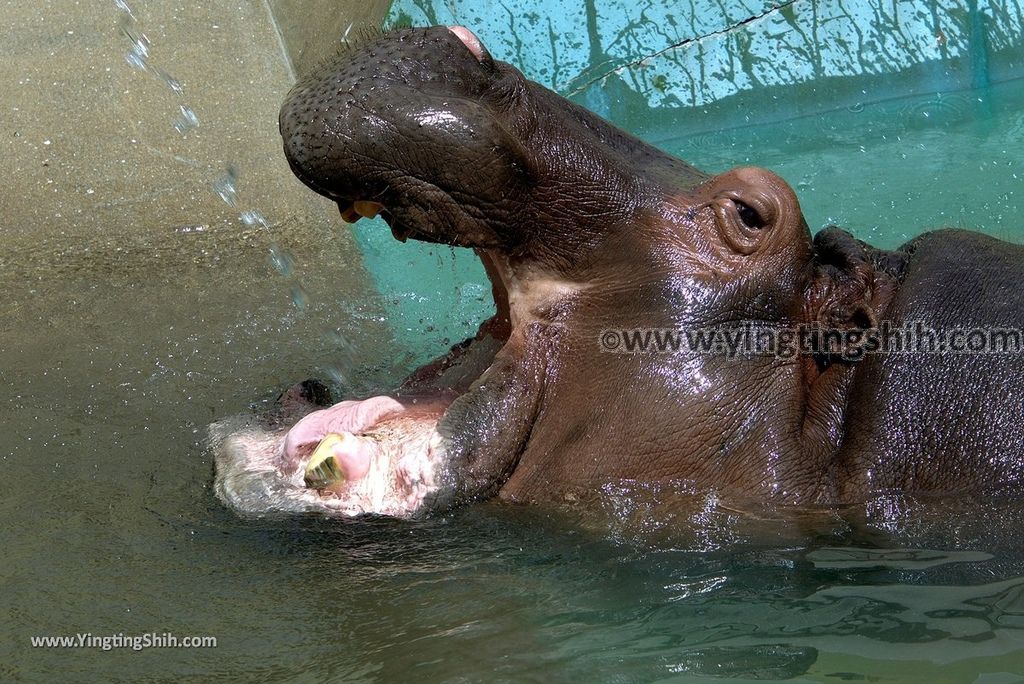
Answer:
[{"left": 213, "top": 26, "right": 1024, "bottom": 518}]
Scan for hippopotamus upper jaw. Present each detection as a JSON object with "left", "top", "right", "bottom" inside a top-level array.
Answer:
[
  {"left": 278, "top": 26, "right": 709, "bottom": 265},
  {"left": 279, "top": 26, "right": 531, "bottom": 250}
]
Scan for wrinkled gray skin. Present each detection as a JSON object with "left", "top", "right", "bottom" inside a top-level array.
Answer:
[{"left": 224, "top": 26, "right": 1024, "bottom": 518}]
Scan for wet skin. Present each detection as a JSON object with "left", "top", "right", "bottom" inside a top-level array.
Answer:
[{"left": 234, "top": 26, "right": 1024, "bottom": 517}]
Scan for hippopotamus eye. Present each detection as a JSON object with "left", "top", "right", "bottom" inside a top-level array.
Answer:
[{"left": 735, "top": 201, "right": 766, "bottom": 230}]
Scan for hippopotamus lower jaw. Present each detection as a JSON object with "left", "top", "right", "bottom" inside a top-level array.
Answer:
[
  {"left": 213, "top": 391, "right": 472, "bottom": 518},
  {"left": 214, "top": 318, "right": 546, "bottom": 518},
  {"left": 274, "top": 395, "right": 455, "bottom": 517}
]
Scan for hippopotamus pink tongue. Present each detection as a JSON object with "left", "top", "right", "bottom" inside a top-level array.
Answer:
[{"left": 281, "top": 395, "right": 404, "bottom": 472}]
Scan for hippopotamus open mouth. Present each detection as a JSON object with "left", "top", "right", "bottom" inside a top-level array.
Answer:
[
  {"left": 212, "top": 25, "right": 1024, "bottom": 517},
  {"left": 231, "top": 24, "right": 804, "bottom": 517}
]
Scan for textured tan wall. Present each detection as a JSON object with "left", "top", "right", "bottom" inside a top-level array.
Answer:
[
  {"left": 1, "top": 0, "right": 373, "bottom": 286},
  {"left": 1, "top": 0, "right": 390, "bottom": 375},
  {"left": 268, "top": 0, "right": 392, "bottom": 78}
]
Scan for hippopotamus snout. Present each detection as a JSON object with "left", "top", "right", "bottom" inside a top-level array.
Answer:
[{"left": 279, "top": 26, "right": 532, "bottom": 248}]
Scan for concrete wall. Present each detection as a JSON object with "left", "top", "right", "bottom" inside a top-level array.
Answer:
[
  {"left": 1, "top": 0, "right": 394, "bottom": 392},
  {"left": 1, "top": 0, "right": 381, "bottom": 290}
]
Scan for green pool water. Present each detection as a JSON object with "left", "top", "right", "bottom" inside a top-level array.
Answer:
[{"left": 4, "top": 0, "right": 1024, "bottom": 682}]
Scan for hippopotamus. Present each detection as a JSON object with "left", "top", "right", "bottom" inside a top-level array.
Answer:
[{"left": 213, "top": 26, "right": 1024, "bottom": 518}]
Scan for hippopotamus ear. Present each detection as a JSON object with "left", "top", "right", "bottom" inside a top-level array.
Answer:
[{"left": 803, "top": 227, "right": 881, "bottom": 360}]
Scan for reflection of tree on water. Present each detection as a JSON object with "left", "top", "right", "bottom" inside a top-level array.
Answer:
[{"left": 387, "top": 0, "right": 1020, "bottom": 125}]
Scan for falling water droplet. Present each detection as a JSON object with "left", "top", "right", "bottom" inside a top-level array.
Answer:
[
  {"left": 154, "top": 67, "right": 183, "bottom": 94},
  {"left": 213, "top": 165, "right": 239, "bottom": 206},
  {"left": 240, "top": 209, "right": 268, "bottom": 228},
  {"left": 323, "top": 365, "right": 350, "bottom": 391},
  {"left": 173, "top": 105, "right": 199, "bottom": 133},
  {"left": 268, "top": 245, "right": 294, "bottom": 276},
  {"left": 118, "top": 18, "right": 150, "bottom": 71},
  {"left": 291, "top": 285, "right": 309, "bottom": 310},
  {"left": 114, "top": 0, "right": 135, "bottom": 18},
  {"left": 124, "top": 50, "right": 147, "bottom": 71}
]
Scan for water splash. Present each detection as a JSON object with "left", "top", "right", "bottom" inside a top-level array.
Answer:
[
  {"left": 172, "top": 105, "right": 199, "bottom": 134},
  {"left": 213, "top": 170, "right": 294, "bottom": 295},
  {"left": 115, "top": 0, "right": 197, "bottom": 134},
  {"left": 211, "top": 164, "right": 239, "bottom": 207},
  {"left": 268, "top": 245, "right": 294, "bottom": 277}
]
